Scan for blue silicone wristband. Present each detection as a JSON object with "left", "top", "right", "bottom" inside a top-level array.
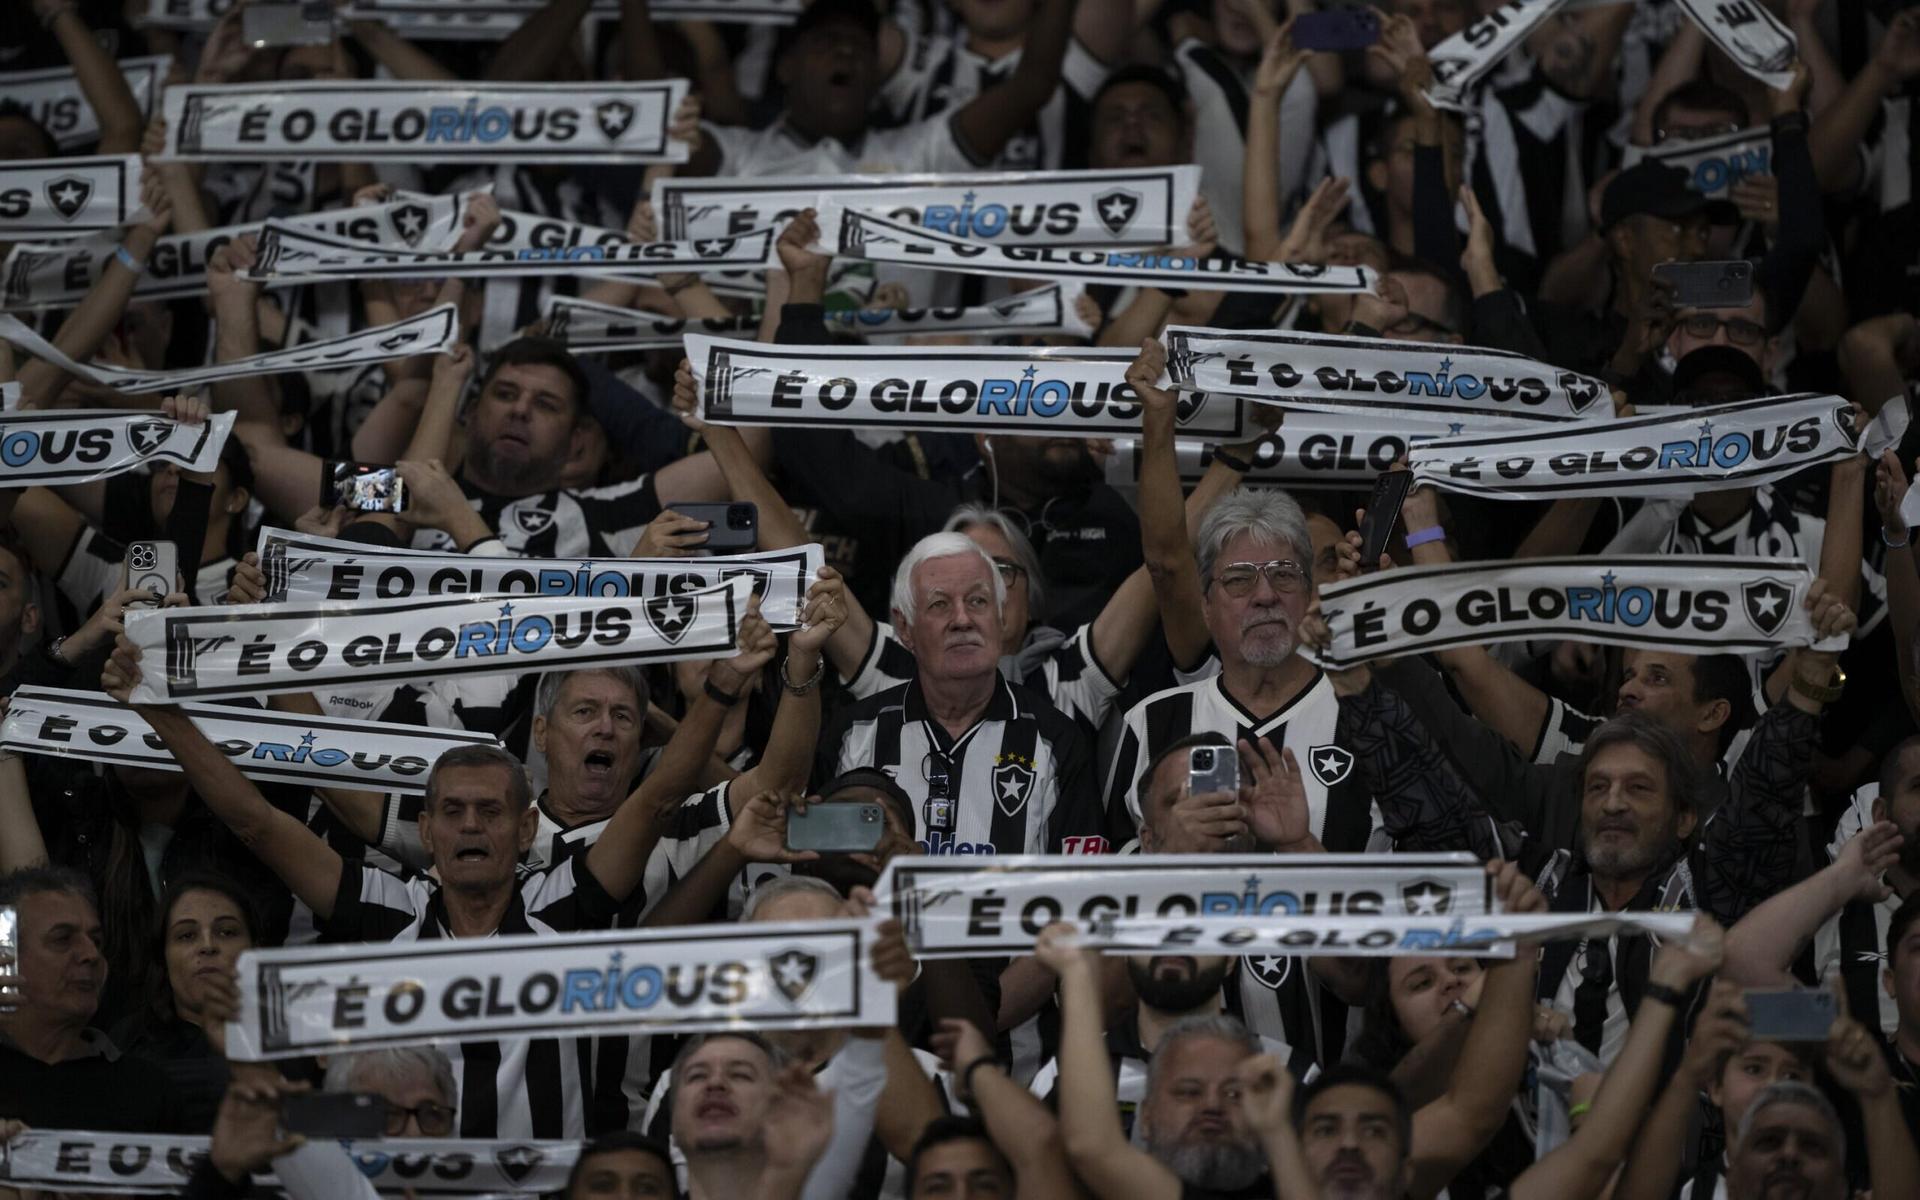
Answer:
[{"left": 1404, "top": 525, "right": 1446, "bottom": 549}]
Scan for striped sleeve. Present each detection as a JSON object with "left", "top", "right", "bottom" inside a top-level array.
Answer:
[
  {"left": 324, "top": 863, "right": 429, "bottom": 942},
  {"left": 1038, "top": 624, "right": 1124, "bottom": 730},
  {"left": 843, "top": 622, "right": 917, "bottom": 699}
]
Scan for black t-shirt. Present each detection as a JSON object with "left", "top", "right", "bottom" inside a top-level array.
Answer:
[{"left": 0, "top": 1030, "right": 182, "bottom": 1131}]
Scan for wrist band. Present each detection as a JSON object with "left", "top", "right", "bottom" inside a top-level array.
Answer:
[
  {"left": 114, "top": 245, "right": 147, "bottom": 275},
  {"left": 959, "top": 1055, "right": 999, "bottom": 1100},
  {"left": 1641, "top": 981, "right": 1687, "bottom": 1009},
  {"left": 781, "top": 652, "right": 825, "bottom": 696},
  {"left": 1210, "top": 446, "right": 1252, "bottom": 473},
  {"left": 1567, "top": 1101, "right": 1593, "bottom": 1120},
  {"left": 1404, "top": 525, "right": 1446, "bottom": 549},
  {"left": 703, "top": 678, "right": 742, "bottom": 707},
  {"left": 1885, "top": 527, "right": 1912, "bottom": 549}
]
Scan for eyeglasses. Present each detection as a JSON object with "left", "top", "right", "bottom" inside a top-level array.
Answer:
[
  {"left": 991, "top": 558, "right": 1027, "bottom": 588},
  {"left": 1386, "top": 311, "right": 1459, "bottom": 340},
  {"left": 1679, "top": 314, "right": 1764, "bottom": 346},
  {"left": 386, "top": 1100, "right": 457, "bottom": 1137},
  {"left": 1210, "top": 560, "right": 1308, "bottom": 598}
]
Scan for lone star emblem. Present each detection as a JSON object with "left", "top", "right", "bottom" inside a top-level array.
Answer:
[
  {"left": 1399, "top": 878, "right": 1454, "bottom": 916},
  {"left": 1091, "top": 187, "right": 1142, "bottom": 236},
  {"left": 595, "top": 100, "right": 636, "bottom": 141},
  {"left": 645, "top": 593, "right": 695, "bottom": 643},
  {"left": 43, "top": 175, "right": 93, "bottom": 221},
  {"left": 1306, "top": 743, "right": 1354, "bottom": 786},
  {"left": 768, "top": 948, "right": 819, "bottom": 1003},
  {"left": 511, "top": 507, "right": 555, "bottom": 537},
  {"left": 1557, "top": 371, "right": 1604, "bottom": 413},
  {"left": 127, "top": 417, "right": 171, "bottom": 456},
  {"left": 391, "top": 202, "right": 429, "bottom": 246},
  {"left": 991, "top": 757, "right": 1037, "bottom": 818},
  {"left": 493, "top": 1146, "right": 545, "bottom": 1185},
  {"left": 720, "top": 565, "right": 773, "bottom": 599},
  {"left": 694, "top": 238, "right": 735, "bottom": 257},
  {"left": 1741, "top": 578, "right": 1793, "bottom": 636},
  {"left": 1244, "top": 954, "right": 1291, "bottom": 989}
]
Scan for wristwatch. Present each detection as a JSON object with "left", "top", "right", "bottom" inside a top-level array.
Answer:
[
  {"left": 44, "top": 636, "right": 72, "bottom": 667},
  {"left": 1791, "top": 665, "right": 1846, "bottom": 705}
]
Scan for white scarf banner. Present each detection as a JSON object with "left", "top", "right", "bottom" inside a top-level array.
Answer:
[
  {"left": 0, "top": 1128, "right": 576, "bottom": 1194},
  {"left": 3, "top": 193, "right": 468, "bottom": 311},
  {"left": 158, "top": 80, "right": 691, "bottom": 163},
  {"left": 823, "top": 206, "right": 1378, "bottom": 296},
  {"left": 1162, "top": 325, "right": 1611, "bottom": 423},
  {"left": 125, "top": 578, "right": 750, "bottom": 703},
  {"left": 1070, "top": 910, "right": 1693, "bottom": 956},
  {"left": 0, "top": 304, "right": 459, "bottom": 394},
  {"left": 1631, "top": 127, "right": 1773, "bottom": 200},
  {"left": 873, "top": 853, "right": 1496, "bottom": 958},
  {"left": 1408, "top": 393, "right": 1861, "bottom": 499},
  {"left": 0, "top": 156, "right": 143, "bottom": 239},
  {"left": 338, "top": 0, "right": 802, "bottom": 37},
  {"left": 248, "top": 219, "right": 776, "bottom": 282},
  {"left": 0, "top": 56, "right": 170, "bottom": 150},
  {"left": 1313, "top": 555, "right": 1845, "bottom": 667},
  {"left": 1104, "top": 410, "right": 1479, "bottom": 491},
  {"left": 1675, "top": 0, "right": 1796, "bottom": 89},
  {"left": 257, "top": 526, "right": 823, "bottom": 629},
  {"left": 224, "top": 918, "right": 893, "bottom": 1060},
  {"left": 1, "top": 686, "right": 498, "bottom": 796},
  {"left": 656, "top": 166, "right": 1201, "bottom": 247},
  {"left": 1, "top": 382, "right": 17, "bottom": 411},
  {"left": 1423, "top": 0, "right": 1572, "bottom": 108},
  {"left": 0, "top": 409, "right": 233, "bottom": 487},
  {"left": 544, "top": 283, "right": 1090, "bottom": 350},
  {"left": 685, "top": 334, "right": 1250, "bottom": 440}
]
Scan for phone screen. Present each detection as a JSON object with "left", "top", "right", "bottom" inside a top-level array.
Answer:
[{"left": 324, "top": 462, "right": 409, "bottom": 513}]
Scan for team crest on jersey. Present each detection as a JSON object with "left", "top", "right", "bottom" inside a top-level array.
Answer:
[
  {"left": 512, "top": 507, "right": 555, "bottom": 537},
  {"left": 1092, "top": 187, "right": 1141, "bottom": 236},
  {"left": 1742, "top": 578, "right": 1793, "bottom": 636},
  {"left": 493, "top": 1146, "right": 545, "bottom": 1184},
  {"left": 1306, "top": 743, "right": 1354, "bottom": 786},
  {"left": 390, "top": 202, "right": 430, "bottom": 246},
  {"left": 1244, "top": 953, "right": 1291, "bottom": 989},
  {"left": 992, "top": 752, "right": 1036, "bottom": 817},
  {"left": 768, "top": 948, "right": 818, "bottom": 1003},
  {"left": 127, "top": 418, "right": 170, "bottom": 456},
  {"left": 595, "top": 100, "right": 635, "bottom": 140},
  {"left": 43, "top": 175, "right": 92, "bottom": 220},
  {"left": 1399, "top": 878, "right": 1454, "bottom": 916},
  {"left": 644, "top": 592, "right": 695, "bottom": 643}
]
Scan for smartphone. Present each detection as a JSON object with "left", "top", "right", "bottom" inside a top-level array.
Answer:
[
  {"left": 1187, "top": 744, "right": 1240, "bottom": 797},
  {"left": 124, "top": 540, "right": 179, "bottom": 608},
  {"left": 668, "top": 502, "right": 758, "bottom": 553},
  {"left": 786, "top": 803, "right": 887, "bottom": 854},
  {"left": 1290, "top": 8, "right": 1381, "bottom": 51},
  {"left": 323, "top": 461, "right": 409, "bottom": 514},
  {"left": 1651, "top": 260, "right": 1755, "bottom": 309},
  {"left": 0, "top": 905, "right": 19, "bottom": 1013},
  {"left": 1744, "top": 988, "right": 1838, "bottom": 1042},
  {"left": 1359, "top": 471, "right": 1415, "bottom": 571},
  {"left": 242, "top": 2, "right": 335, "bottom": 48},
  {"left": 280, "top": 1092, "right": 389, "bottom": 1139}
]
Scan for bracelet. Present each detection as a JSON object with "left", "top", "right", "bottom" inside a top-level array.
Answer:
[
  {"left": 1210, "top": 446, "right": 1253, "bottom": 473},
  {"left": 1404, "top": 525, "right": 1446, "bottom": 549},
  {"left": 114, "top": 245, "right": 147, "bottom": 276},
  {"left": 959, "top": 1055, "right": 1000, "bottom": 1101},
  {"left": 1885, "top": 527, "right": 1912, "bottom": 549},
  {"left": 703, "top": 677, "right": 742, "bottom": 707},
  {"left": 781, "top": 652, "right": 825, "bottom": 696},
  {"left": 1640, "top": 981, "right": 1687, "bottom": 1009},
  {"left": 1567, "top": 1101, "right": 1593, "bottom": 1120},
  {"left": 1790, "top": 666, "right": 1846, "bottom": 704}
]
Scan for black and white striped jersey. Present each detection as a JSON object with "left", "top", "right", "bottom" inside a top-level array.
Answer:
[
  {"left": 843, "top": 621, "right": 1124, "bottom": 732},
  {"left": 875, "top": 29, "right": 1110, "bottom": 171},
  {"left": 823, "top": 673, "right": 1108, "bottom": 856},
  {"left": 1170, "top": 37, "right": 1317, "bottom": 257},
  {"left": 409, "top": 474, "right": 663, "bottom": 561},
  {"left": 321, "top": 856, "right": 621, "bottom": 1139},
  {"left": 1466, "top": 75, "right": 1591, "bottom": 279},
  {"left": 1815, "top": 790, "right": 1899, "bottom": 1038}
]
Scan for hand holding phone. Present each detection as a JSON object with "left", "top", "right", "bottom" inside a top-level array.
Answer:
[
  {"left": 323, "top": 461, "right": 409, "bottom": 513},
  {"left": 1290, "top": 8, "right": 1381, "bottom": 50},
  {"left": 280, "top": 1092, "right": 389, "bottom": 1139},
  {"left": 1651, "top": 260, "right": 1755, "bottom": 310},
  {"left": 124, "top": 540, "right": 179, "bottom": 608},
  {"left": 1743, "top": 988, "right": 1838, "bottom": 1042},
  {"left": 785, "top": 803, "right": 887, "bottom": 854},
  {"left": 1359, "top": 471, "right": 1414, "bottom": 571},
  {"left": 1187, "top": 744, "right": 1240, "bottom": 797},
  {"left": 666, "top": 502, "right": 757, "bottom": 552},
  {"left": 243, "top": 2, "right": 336, "bottom": 48}
]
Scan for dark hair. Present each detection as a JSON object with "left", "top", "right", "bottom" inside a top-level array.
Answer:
[
  {"left": 0, "top": 101, "right": 58, "bottom": 160},
  {"left": 1578, "top": 712, "right": 1702, "bottom": 827},
  {"left": 1383, "top": 251, "right": 1471, "bottom": 338},
  {"left": 0, "top": 527, "right": 30, "bottom": 580},
  {"left": 1653, "top": 80, "right": 1750, "bottom": 136},
  {"left": 215, "top": 436, "right": 258, "bottom": 564},
  {"left": 423, "top": 745, "right": 532, "bottom": 811},
  {"left": 1688, "top": 653, "right": 1756, "bottom": 757},
  {"left": 666, "top": 1031, "right": 790, "bottom": 1129},
  {"left": 822, "top": 767, "right": 916, "bottom": 832},
  {"left": 1880, "top": 735, "right": 1920, "bottom": 801},
  {"left": 1135, "top": 731, "right": 1233, "bottom": 819},
  {"left": 0, "top": 864, "right": 96, "bottom": 910},
  {"left": 904, "top": 1116, "right": 1009, "bottom": 1193},
  {"left": 565, "top": 1131, "right": 676, "bottom": 1196},
  {"left": 1092, "top": 64, "right": 1189, "bottom": 124},
  {"left": 478, "top": 337, "right": 591, "bottom": 423},
  {"left": 1294, "top": 1062, "right": 1412, "bottom": 1152},
  {"left": 145, "top": 872, "right": 261, "bottom": 1028},
  {"left": 1349, "top": 960, "right": 1414, "bottom": 1070},
  {"left": 1889, "top": 893, "right": 1920, "bottom": 969}
]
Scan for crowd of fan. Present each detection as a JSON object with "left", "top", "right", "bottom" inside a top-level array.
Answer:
[{"left": 2, "top": 0, "right": 1920, "bottom": 1197}]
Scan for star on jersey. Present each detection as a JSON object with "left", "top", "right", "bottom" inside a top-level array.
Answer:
[
  {"left": 1244, "top": 953, "right": 1291, "bottom": 989},
  {"left": 1306, "top": 743, "right": 1354, "bottom": 786},
  {"left": 991, "top": 756, "right": 1037, "bottom": 817}
]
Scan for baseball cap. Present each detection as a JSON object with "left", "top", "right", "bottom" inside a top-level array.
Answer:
[
  {"left": 1601, "top": 162, "right": 1710, "bottom": 231},
  {"left": 1671, "top": 344, "right": 1767, "bottom": 403}
]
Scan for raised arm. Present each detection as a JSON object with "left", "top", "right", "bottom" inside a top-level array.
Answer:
[
  {"left": 935, "top": 1017, "right": 1090, "bottom": 1199},
  {"left": 1243, "top": 26, "right": 1314, "bottom": 262},
  {"left": 484, "top": 0, "right": 594, "bottom": 81},
  {"left": 0, "top": 746, "right": 49, "bottom": 873},
  {"left": 1808, "top": 11, "right": 1920, "bottom": 192},
  {"left": 724, "top": 574, "right": 844, "bottom": 800},
  {"left": 1611, "top": 978, "right": 1749, "bottom": 1200},
  {"left": 1873, "top": 451, "right": 1920, "bottom": 725},
  {"left": 32, "top": 0, "right": 144, "bottom": 153},
  {"left": 1827, "top": 1002, "right": 1920, "bottom": 1200},
  {"left": 102, "top": 643, "right": 345, "bottom": 919},
  {"left": 950, "top": 0, "right": 1077, "bottom": 166},
  {"left": 1127, "top": 339, "right": 1216, "bottom": 672},
  {"left": 1723, "top": 820, "right": 1901, "bottom": 986}
]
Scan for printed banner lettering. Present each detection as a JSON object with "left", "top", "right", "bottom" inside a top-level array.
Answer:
[
  {"left": 4, "top": 193, "right": 468, "bottom": 311},
  {"left": 0, "top": 1128, "right": 576, "bottom": 1194},
  {"left": 656, "top": 166, "right": 1200, "bottom": 246},
  {"left": 1675, "top": 0, "right": 1795, "bottom": 88},
  {"left": 687, "top": 334, "right": 1249, "bottom": 440},
  {"left": 124, "top": 578, "right": 749, "bottom": 702},
  {"left": 1, "top": 687, "right": 498, "bottom": 796},
  {"left": 1068, "top": 911, "right": 1693, "bottom": 956},
  {"left": 225, "top": 919, "right": 892, "bottom": 1060},
  {"left": 257, "top": 527, "right": 822, "bottom": 629},
  {"left": 338, "top": 0, "right": 802, "bottom": 37},
  {"left": 0, "top": 156, "right": 142, "bottom": 239},
  {"left": 1423, "top": 0, "right": 1571, "bottom": 108},
  {"left": 248, "top": 219, "right": 775, "bottom": 281},
  {"left": 873, "top": 853, "right": 1495, "bottom": 957},
  {"left": 1408, "top": 393, "right": 1860, "bottom": 499},
  {"left": 0, "top": 304, "right": 459, "bottom": 394},
  {"left": 1313, "top": 555, "right": 1844, "bottom": 666},
  {"left": 0, "top": 410, "right": 232, "bottom": 487},
  {"left": 1162, "top": 325, "right": 1609, "bottom": 423},
  {"left": 159, "top": 80, "right": 690, "bottom": 163},
  {"left": 1636, "top": 127, "right": 1772, "bottom": 199},
  {"left": 0, "top": 56, "right": 169, "bottom": 149},
  {"left": 1104, "top": 410, "right": 1478, "bottom": 491},
  {"left": 824, "top": 206, "right": 1377, "bottom": 295},
  {"left": 545, "top": 283, "right": 1089, "bottom": 350}
]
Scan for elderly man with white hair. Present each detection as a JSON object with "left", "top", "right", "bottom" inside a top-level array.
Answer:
[{"left": 821, "top": 530, "right": 1103, "bottom": 861}]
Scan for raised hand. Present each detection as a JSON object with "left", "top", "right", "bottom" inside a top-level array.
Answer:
[
  {"left": 1487, "top": 858, "right": 1547, "bottom": 915},
  {"left": 1649, "top": 913, "right": 1725, "bottom": 989},
  {"left": 1276, "top": 175, "right": 1351, "bottom": 264},
  {"left": 1252, "top": 22, "right": 1314, "bottom": 101},
  {"left": 1877, "top": 451, "right": 1914, "bottom": 542},
  {"left": 1242, "top": 737, "right": 1313, "bottom": 850},
  {"left": 714, "top": 598, "right": 777, "bottom": 687},
  {"left": 1678, "top": 978, "right": 1751, "bottom": 1086},
  {"left": 762, "top": 1063, "right": 835, "bottom": 1178},
  {"left": 207, "top": 234, "right": 263, "bottom": 308},
  {"left": 627, "top": 198, "right": 660, "bottom": 245},
  {"left": 452, "top": 193, "right": 501, "bottom": 255},
  {"left": 630, "top": 508, "right": 711, "bottom": 558},
  {"left": 790, "top": 566, "right": 849, "bottom": 658},
  {"left": 209, "top": 1077, "right": 310, "bottom": 1184},
  {"left": 1034, "top": 920, "right": 1095, "bottom": 978},
  {"left": 1234, "top": 1053, "right": 1296, "bottom": 1138},
  {"left": 101, "top": 636, "right": 146, "bottom": 705},
  {"left": 1126, "top": 338, "right": 1174, "bottom": 418},
  {"left": 776, "top": 209, "right": 831, "bottom": 278},
  {"left": 226, "top": 553, "right": 268, "bottom": 605},
  {"left": 724, "top": 790, "right": 820, "bottom": 864},
  {"left": 1835, "top": 821, "right": 1903, "bottom": 904}
]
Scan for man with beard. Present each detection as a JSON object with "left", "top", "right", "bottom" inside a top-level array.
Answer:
[{"left": 1721, "top": 1042, "right": 1919, "bottom": 1200}]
